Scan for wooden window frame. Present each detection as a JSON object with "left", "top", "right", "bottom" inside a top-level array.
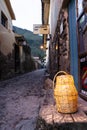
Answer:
[{"left": 1, "top": 11, "right": 8, "bottom": 29}]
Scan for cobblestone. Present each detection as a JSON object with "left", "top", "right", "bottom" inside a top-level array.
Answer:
[{"left": 0, "top": 69, "right": 46, "bottom": 130}]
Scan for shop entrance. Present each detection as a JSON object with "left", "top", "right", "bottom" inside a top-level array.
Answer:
[{"left": 78, "top": 11, "right": 87, "bottom": 99}]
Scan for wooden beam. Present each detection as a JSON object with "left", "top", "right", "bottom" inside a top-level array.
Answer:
[
  {"left": 5, "top": 0, "right": 16, "bottom": 20},
  {"left": 42, "top": 0, "right": 50, "bottom": 4}
]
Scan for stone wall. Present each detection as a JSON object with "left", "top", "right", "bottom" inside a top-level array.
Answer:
[
  {"left": 0, "top": 45, "right": 36, "bottom": 80},
  {"left": 49, "top": 8, "right": 70, "bottom": 79},
  {"left": 58, "top": 9, "right": 70, "bottom": 73},
  {"left": 50, "top": 0, "right": 63, "bottom": 38},
  {"left": 0, "top": 50, "right": 15, "bottom": 80}
]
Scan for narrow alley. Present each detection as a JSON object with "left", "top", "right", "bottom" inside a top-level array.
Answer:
[
  {"left": 0, "top": 69, "right": 47, "bottom": 130},
  {"left": 1, "top": 69, "right": 87, "bottom": 130},
  {"left": 1, "top": 0, "right": 87, "bottom": 130}
]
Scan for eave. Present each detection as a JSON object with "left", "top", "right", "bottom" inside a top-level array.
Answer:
[
  {"left": 42, "top": 0, "right": 50, "bottom": 4},
  {"left": 41, "top": 0, "right": 50, "bottom": 25},
  {"left": 41, "top": 0, "right": 50, "bottom": 48},
  {"left": 5, "top": 0, "right": 16, "bottom": 20}
]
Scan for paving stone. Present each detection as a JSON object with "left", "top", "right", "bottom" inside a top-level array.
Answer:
[
  {"left": 15, "top": 118, "right": 36, "bottom": 130},
  {"left": 0, "top": 124, "right": 12, "bottom": 130},
  {"left": 0, "top": 69, "right": 46, "bottom": 130}
]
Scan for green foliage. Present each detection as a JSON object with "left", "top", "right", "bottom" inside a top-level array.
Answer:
[{"left": 13, "top": 26, "right": 45, "bottom": 58}]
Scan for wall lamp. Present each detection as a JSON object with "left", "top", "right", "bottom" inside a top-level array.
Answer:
[{"left": 46, "top": 34, "right": 52, "bottom": 41}]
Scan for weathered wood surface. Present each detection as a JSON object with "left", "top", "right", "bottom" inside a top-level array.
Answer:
[{"left": 36, "top": 87, "right": 87, "bottom": 130}]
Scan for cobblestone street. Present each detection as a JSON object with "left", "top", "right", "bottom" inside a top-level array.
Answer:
[
  {"left": 0, "top": 69, "right": 46, "bottom": 130},
  {"left": 1, "top": 68, "right": 87, "bottom": 130}
]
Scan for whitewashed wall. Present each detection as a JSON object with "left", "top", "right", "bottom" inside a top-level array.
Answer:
[
  {"left": 49, "top": 0, "right": 63, "bottom": 39},
  {"left": 0, "top": 0, "right": 15, "bottom": 55}
]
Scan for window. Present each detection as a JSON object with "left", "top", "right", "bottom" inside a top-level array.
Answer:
[{"left": 1, "top": 11, "right": 8, "bottom": 28}]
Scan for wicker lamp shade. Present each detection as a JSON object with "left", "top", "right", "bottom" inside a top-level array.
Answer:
[{"left": 53, "top": 71, "right": 78, "bottom": 114}]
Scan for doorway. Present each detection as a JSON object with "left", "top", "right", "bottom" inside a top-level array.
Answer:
[
  {"left": 78, "top": 12, "right": 87, "bottom": 100},
  {"left": 14, "top": 44, "right": 20, "bottom": 73}
]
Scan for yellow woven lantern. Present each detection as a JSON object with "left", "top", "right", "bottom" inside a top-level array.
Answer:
[{"left": 53, "top": 71, "right": 78, "bottom": 114}]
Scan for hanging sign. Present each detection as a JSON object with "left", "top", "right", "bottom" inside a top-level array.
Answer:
[{"left": 33, "top": 24, "right": 50, "bottom": 34}]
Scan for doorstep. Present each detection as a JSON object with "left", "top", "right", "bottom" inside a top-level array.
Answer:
[{"left": 35, "top": 88, "right": 87, "bottom": 130}]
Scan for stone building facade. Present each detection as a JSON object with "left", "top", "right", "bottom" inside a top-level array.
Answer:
[
  {"left": 0, "top": 0, "right": 35, "bottom": 80},
  {"left": 0, "top": 0, "right": 16, "bottom": 79},
  {"left": 41, "top": 0, "right": 70, "bottom": 78},
  {"left": 41, "top": 0, "right": 87, "bottom": 100}
]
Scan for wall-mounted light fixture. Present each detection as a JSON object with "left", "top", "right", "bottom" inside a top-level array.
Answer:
[
  {"left": 56, "top": 45, "right": 58, "bottom": 50},
  {"left": 40, "top": 45, "right": 44, "bottom": 49},
  {"left": 46, "top": 34, "right": 52, "bottom": 41}
]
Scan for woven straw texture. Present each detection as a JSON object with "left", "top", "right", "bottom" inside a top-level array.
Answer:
[{"left": 53, "top": 71, "right": 78, "bottom": 114}]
